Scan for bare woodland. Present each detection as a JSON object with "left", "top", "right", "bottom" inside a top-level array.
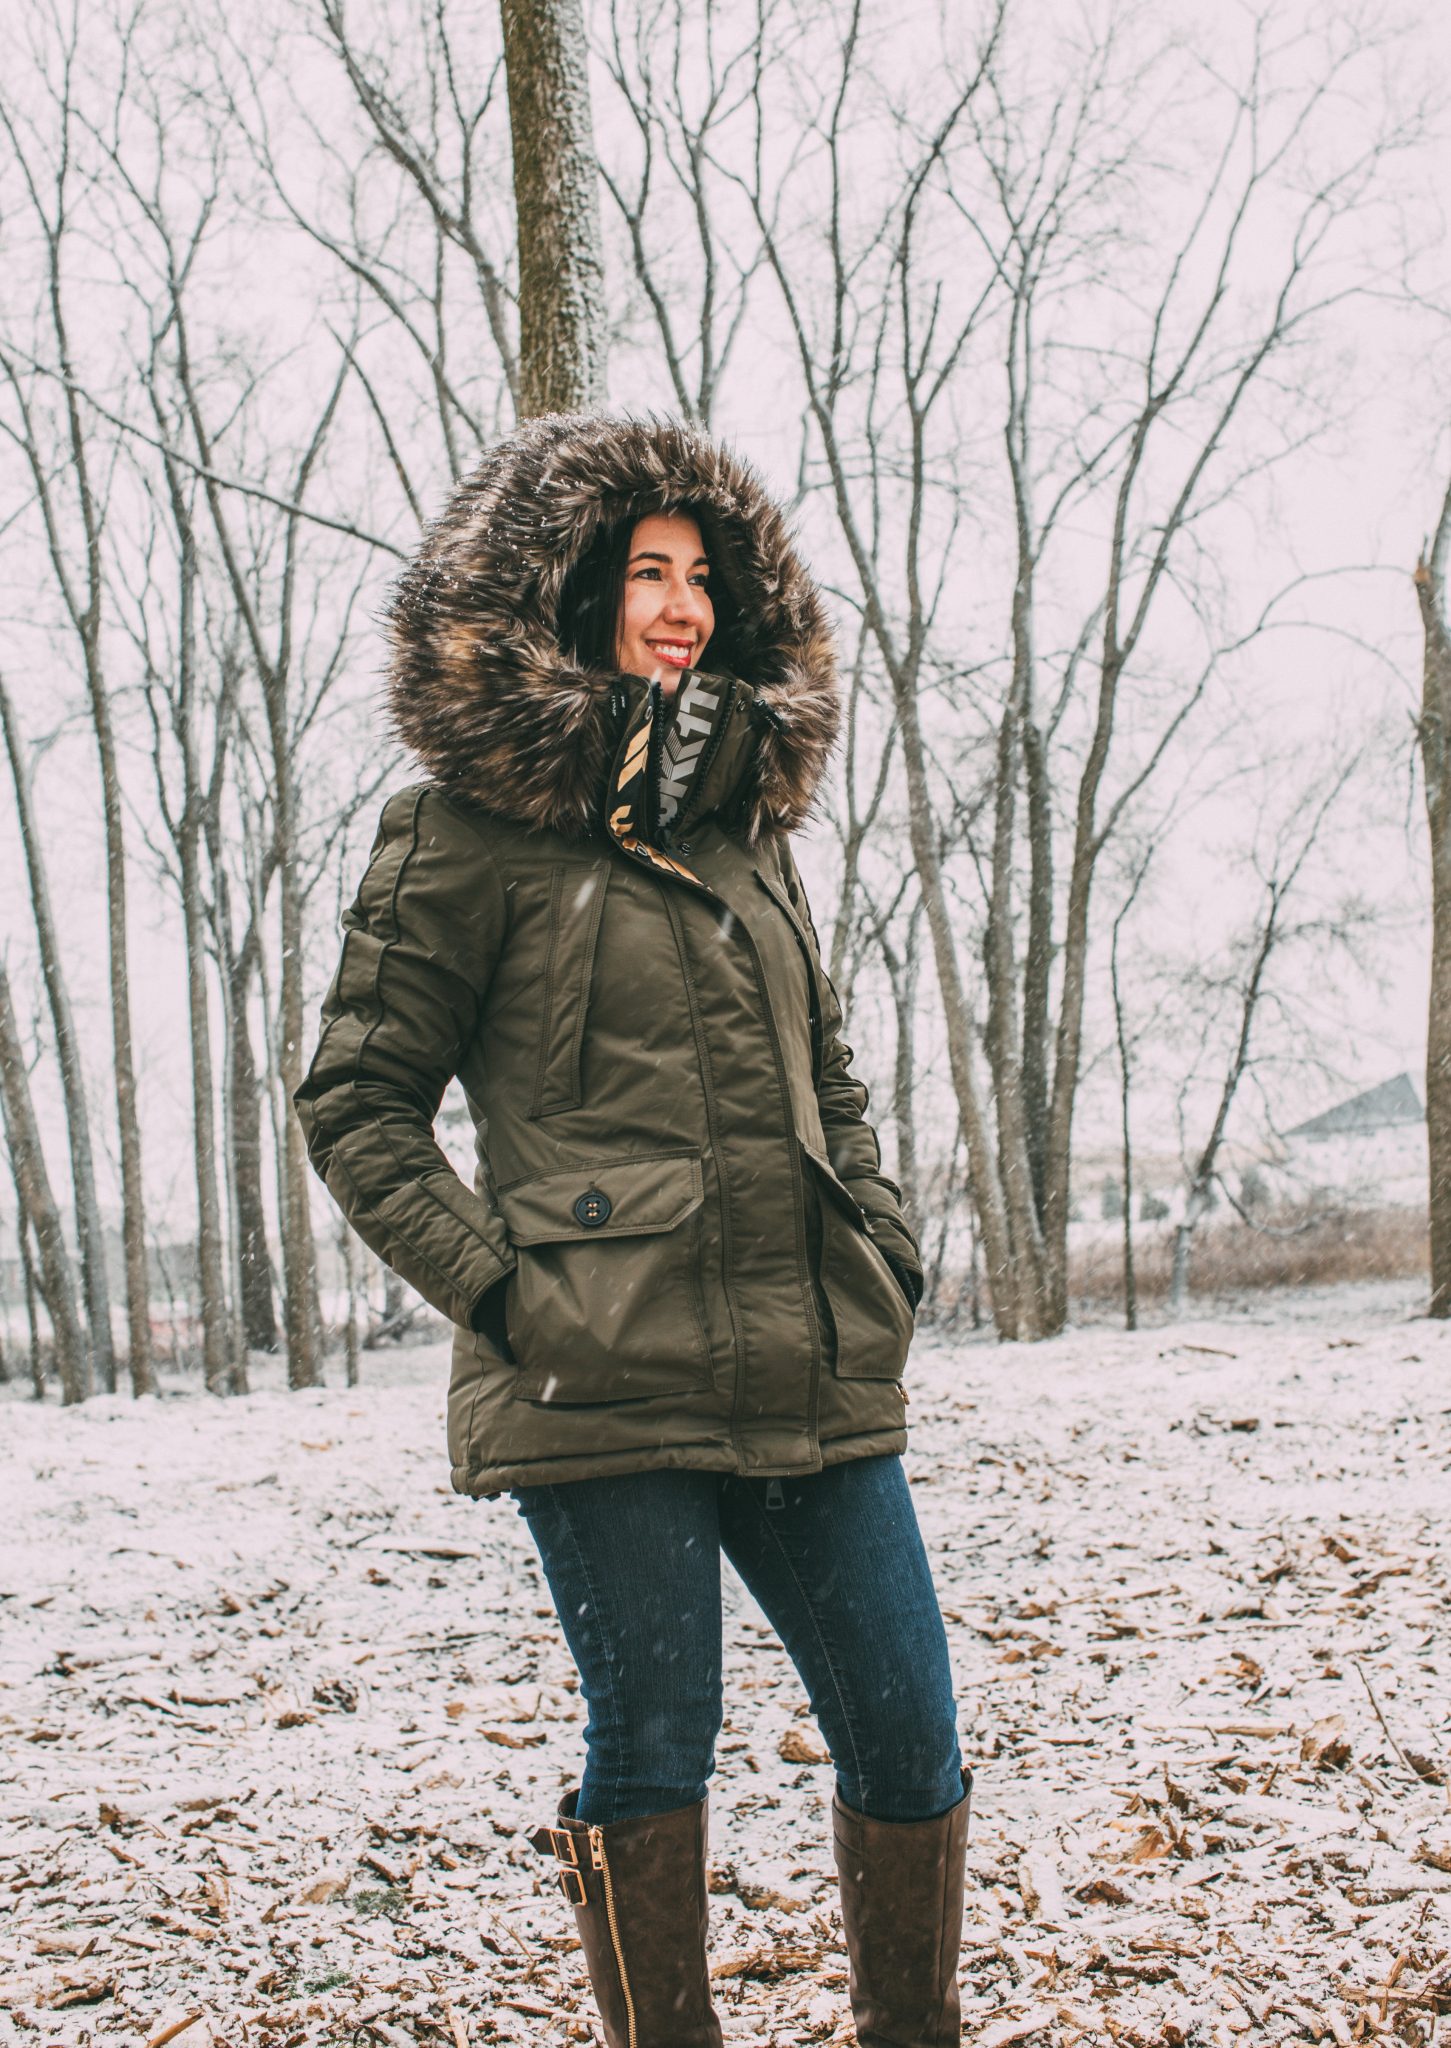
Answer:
[
  {"left": 6, "top": 8, "right": 1451, "bottom": 2047},
  {"left": 0, "top": 0, "right": 1446, "bottom": 1386}
]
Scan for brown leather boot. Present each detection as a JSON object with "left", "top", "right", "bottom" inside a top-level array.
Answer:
[
  {"left": 831, "top": 1766, "right": 972, "bottom": 2047},
  {"left": 529, "top": 1787, "right": 724, "bottom": 2047}
]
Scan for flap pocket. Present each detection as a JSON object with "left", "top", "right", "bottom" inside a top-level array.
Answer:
[
  {"left": 799, "top": 1138, "right": 871, "bottom": 1229},
  {"left": 497, "top": 1151, "right": 704, "bottom": 1247},
  {"left": 800, "top": 1139, "right": 913, "bottom": 1378}
]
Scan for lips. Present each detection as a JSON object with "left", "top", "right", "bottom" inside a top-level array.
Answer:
[{"left": 647, "top": 640, "right": 694, "bottom": 668}]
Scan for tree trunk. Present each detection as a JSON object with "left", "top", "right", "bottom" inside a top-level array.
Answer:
[
  {"left": 1118, "top": 1066, "right": 1138, "bottom": 1335},
  {"left": 1429, "top": 858, "right": 1451, "bottom": 1317},
  {"left": 0, "top": 963, "right": 89, "bottom": 1405},
  {"left": 179, "top": 813, "right": 233, "bottom": 1395},
  {"left": 1111, "top": 894, "right": 1138, "bottom": 1333},
  {"left": 203, "top": 791, "right": 259, "bottom": 1388},
  {"left": 1169, "top": 1213, "right": 1195, "bottom": 1317},
  {"left": 9, "top": 1157, "right": 47, "bottom": 1400},
  {"left": 881, "top": 902, "right": 924, "bottom": 1234},
  {"left": 1416, "top": 495, "right": 1451, "bottom": 1317},
  {"left": 0, "top": 680, "right": 116, "bottom": 1391},
  {"left": 21, "top": 1218, "right": 46, "bottom": 1399},
  {"left": 165, "top": 477, "right": 239, "bottom": 1397},
  {"left": 213, "top": 942, "right": 252, "bottom": 1395},
  {"left": 341, "top": 1220, "right": 360, "bottom": 1389},
  {"left": 229, "top": 952, "right": 278, "bottom": 1353},
  {"left": 500, "top": 0, "right": 608, "bottom": 418},
  {"left": 276, "top": 848, "right": 324, "bottom": 1389},
  {"left": 383, "top": 1265, "right": 405, "bottom": 1333},
  {"left": 88, "top": 666, "right": 153, "bottom": 1397}
]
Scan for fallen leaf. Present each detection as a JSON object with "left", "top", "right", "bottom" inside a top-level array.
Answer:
[
  {"left": 778, "top": 1727, "right": 829, "bottom": 1765},
  {"left": 1300, "top": 1713, "right": 1352, "bottom": 1770},
  {"left": 1415, "top": 1825, "right": 1451, "bottom": 1874},
  {"left": 736, "top": 1879, "right": 807, "bottom": 1913},
  {"left": 1123, "top": 1826, "right": 1172, "bottom": 1864}
]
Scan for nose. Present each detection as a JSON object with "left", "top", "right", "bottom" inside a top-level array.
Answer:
[{"left": 663, "top": 578, "right": 710, "bottom": 628}]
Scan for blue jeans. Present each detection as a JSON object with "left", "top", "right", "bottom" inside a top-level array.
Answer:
[{"left": 510, "top": 1454, "right": 963, "bottom": 1826}]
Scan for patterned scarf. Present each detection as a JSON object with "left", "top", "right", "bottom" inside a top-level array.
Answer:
[{"left": 657, "top": 672, "right": 725, "bottom": 830}]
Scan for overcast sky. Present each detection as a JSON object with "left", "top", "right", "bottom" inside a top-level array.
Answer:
[{"left": 2, "top": 0, "right": 1450, "bottom": 1237}]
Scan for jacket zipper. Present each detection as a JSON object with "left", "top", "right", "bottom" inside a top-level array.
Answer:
[
  {"left": 662, "top": 890, "right": 749, "bottom": 1460},
  {"left": 644, "top": 680, "right": 668, "bottom": 842},
  {"left": 588, "top": 1824, "right": 637, "bottom": 2048}
]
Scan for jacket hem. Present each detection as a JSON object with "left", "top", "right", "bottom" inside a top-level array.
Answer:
[{"left": 454, "top": 1425, "right": 909, "bottom": 1499}]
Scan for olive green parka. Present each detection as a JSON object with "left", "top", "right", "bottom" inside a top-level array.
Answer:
[{"left": 295, "top": 415, "right": 921, "bottom": 1497}]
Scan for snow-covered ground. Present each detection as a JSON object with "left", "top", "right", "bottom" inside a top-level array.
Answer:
[{"left": 3, "top": 1282, "right": 1450, "bottom": 2045}]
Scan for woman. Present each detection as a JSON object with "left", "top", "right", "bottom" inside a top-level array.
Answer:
[{"left": 295, "top": 414, "right": 970, "bottom": 2048}]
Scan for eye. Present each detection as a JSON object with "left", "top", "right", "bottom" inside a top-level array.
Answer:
[{"left": 632, "top": 565, "right": 663, "bottom": 580}]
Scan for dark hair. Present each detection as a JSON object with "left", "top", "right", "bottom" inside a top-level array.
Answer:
[{"left": 556, "top": 506, "right": 741, "bottom": 676}]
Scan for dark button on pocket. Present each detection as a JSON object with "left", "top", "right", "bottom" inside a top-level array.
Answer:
[{"left": 574, "top": 1189, "right": 612, "bottom": 1228}]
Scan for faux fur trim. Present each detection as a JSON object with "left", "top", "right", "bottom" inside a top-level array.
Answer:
[{"left": 382, "top": 414, "right": 839, "bottom": 841}]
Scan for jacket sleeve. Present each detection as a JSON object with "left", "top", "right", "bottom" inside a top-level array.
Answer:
[
  {"left": 293, "top": 784, "right": 516, "bottom": 1331},
  {"left": 774, "top": 840, "right": 924, "bottom": 1306}
]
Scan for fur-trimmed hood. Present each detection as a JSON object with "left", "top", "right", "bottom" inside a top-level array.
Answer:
[{"left": 382, "top": 414, "right": 840, "bottom": 842}]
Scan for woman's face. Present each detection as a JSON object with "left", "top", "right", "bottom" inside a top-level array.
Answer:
[{"left": 614, "top": 511, "right": 714, "bottom": 699}]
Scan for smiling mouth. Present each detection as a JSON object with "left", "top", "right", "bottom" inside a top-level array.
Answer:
[{"left": 647, "top": 640, "right": 695, "bottom": 668}]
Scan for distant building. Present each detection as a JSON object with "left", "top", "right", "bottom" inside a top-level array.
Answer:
[
  {"left": 1285, "top": 1073, "right": 1424, "bottom": 1142},
  {"left": 1279, "top": 1072, "right": 1425, "bottom": 1207}
]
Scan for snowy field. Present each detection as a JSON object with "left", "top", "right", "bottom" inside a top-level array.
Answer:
[{"left": 3, "top": 1282, "right": 1450, "bottom": 2046}]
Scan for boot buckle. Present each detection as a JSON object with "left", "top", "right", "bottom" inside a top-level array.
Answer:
[
  {"left": 556, "top": 1865, "right": 587, "bottom": 1904},
  {"left": 528, "top": 1821, "right": 585, "bottom": 1866}
]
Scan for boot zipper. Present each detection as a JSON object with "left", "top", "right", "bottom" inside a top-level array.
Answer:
[{"left": 588, "top": 1824, "right": 638, "bottom": 2048}]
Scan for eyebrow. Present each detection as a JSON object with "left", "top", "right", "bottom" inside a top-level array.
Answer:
[{"left": 627, "top": 551, "right": 710, "bottom": 567}]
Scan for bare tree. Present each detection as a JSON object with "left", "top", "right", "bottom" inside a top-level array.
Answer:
[
  {"left": 228, "top": 1, "right": 517, "bottom": 486},
  {"left": 212, "top": 799, "right": 281, "bottom": 1356},
  {"left": 126, "top": 442, "right": 246, "bottom": 1396},
  {"left": 597, "top": 0, "right": 770, "bottom": 428},
  {"left": 0, "top": 682, "right": 115, "bottom": 1391},
  {"left": 157, "top": 305, "right": 360, "bottom": 1388},
  {"left": 1167, "top": 765, "right": 1360, "bottom": 1313},
  {"left": 501, "top": 0, "right": 608, "bottom": 415},
  {"left": 0, "top": 961, "right": 89, "bottom": 1405},
  {"left": 0, "top": 34, "right": 152, "bottom": 1395}
]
